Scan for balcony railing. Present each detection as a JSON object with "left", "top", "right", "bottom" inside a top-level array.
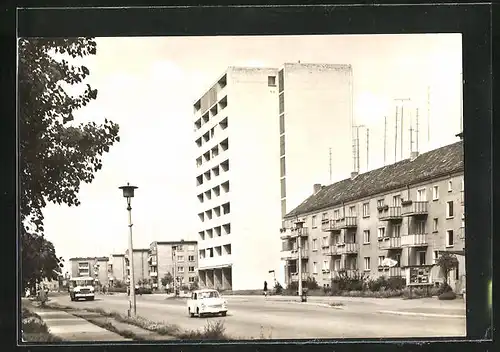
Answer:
[
  {"left": 401, "top": 233, "right": 428, "bottom": 247},
  {"left": 290, "top": 272, "right": 308, "bottom": 282},
  {"left": 290, "top": 227, "right": 309, "bottom": 238},
  {"left": 326, "top": 244, "right": 341, "bottom": 256},
  {"left": 322, "top": 217, "right": 357, "bottom": 232},
  {"left": 379, "top": 236, "right": 402, "bottom": 249},
  {"left": 402, "top": 201, "right": 428, "bottom": 216},
  {"left": 378, "top": 266, "right": 403, "bottom": 277},
  {"left": 378, "top": 206, "right": 403, "bottom": 221},
  {"left": 331, "top": 269, "right": 359, "bottom": 278},
  {"left": 290, "top": 248, "right": 308, "bottom": 259},
  {"left": 336, "top": 242, "right": 359, "bottom": 255}
]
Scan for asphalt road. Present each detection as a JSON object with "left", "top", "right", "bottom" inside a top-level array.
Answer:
[{"left": 50, "top": 294, "right": 466, "bottom": 339}]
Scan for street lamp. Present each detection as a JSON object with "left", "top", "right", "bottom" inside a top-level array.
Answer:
[
  {"left": 294, "top": 218, "right": 306, "bottom": 301},
  {"left": 119, "top": 182, "right": 138, "bottom": 317}
]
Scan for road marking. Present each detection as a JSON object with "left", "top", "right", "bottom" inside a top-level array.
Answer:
[{"left": 378, "top": 310, "right": 466, "bottom": 319}]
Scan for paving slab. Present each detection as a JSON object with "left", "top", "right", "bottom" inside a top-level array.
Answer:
[{"left": 33, "top": 310, "right": 130, "bottom": 341}]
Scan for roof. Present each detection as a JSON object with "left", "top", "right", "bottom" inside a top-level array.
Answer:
[
  {"left": 153, "top": 240, "right": 197, "bottom": 246},
  {"left": 69, "top": 257, "right": 109, "bottom": 261},
  {"left": 285, "top": 141, "right": 463, "bottom": 219}
]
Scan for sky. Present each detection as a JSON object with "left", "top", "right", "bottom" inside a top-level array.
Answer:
[{"left": 38, "top": 34, "right": 463, "bottom": 269}]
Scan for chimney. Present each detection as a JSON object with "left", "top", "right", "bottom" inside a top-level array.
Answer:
[
  {"left": 410, "top": 151, "right": 419, "bottom": 161},
  {"left": 313, "top": 183, "right": 322, "bottom": 194},
  {"left": 350, "top": 172, "right": 358, "bottom": 180}
]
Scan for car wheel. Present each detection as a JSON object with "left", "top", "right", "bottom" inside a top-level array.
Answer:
[
  {"left": 188, "top": 308, "right": 194, "bottom": 318},
  {"left": 197, "top": 308, "right": 202, "bottom": 318},
  {"left": 221, "top": 311, "right": 227, "bottom": 317}
]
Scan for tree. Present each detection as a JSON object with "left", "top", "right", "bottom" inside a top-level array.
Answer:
[
  {"left": 21, "top": 232, "right": 60, "bottom": 291},
  {"left": 436, "top": 252, "right": 459, "bottom": 285},
  {"left": 161, "top": 272, "right": 173, "bottom": 288},
  {"left": 19, "top": 38, "right": 120, "bottom": 288}
]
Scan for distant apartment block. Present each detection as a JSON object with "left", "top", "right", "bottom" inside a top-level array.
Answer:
[
  {"left": 148, "top": 240, "right": 198, "bottom": 290},
  {"left": 192, "top": 63, "right": 353, "bottom": 290},
  {"left": 108, "top": 254, "right": 126, "bottom": 285},
  {"left": 281, "top": 140, "right": 465, "bottom": 293},
  {"left": 69, "top": 256, "right": 109, "bottom": 285},
  {"left": 124, "top": 249, "right": 149, "bottom": 285}
]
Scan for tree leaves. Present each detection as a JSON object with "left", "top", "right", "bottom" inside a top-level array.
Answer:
[{"left": 19, "top": 37, "right": 120, "bottom": 287}]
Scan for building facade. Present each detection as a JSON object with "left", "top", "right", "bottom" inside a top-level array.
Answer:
[
  {"left": 192, "top": 63, "right": 353, "bottom": 290},
  {"left": 148, "top": 240, "right": 198, "bottom": 290},
  {"left": 69, "top": 256, "right": 109, "bottom": 285},
  {"left": 124, "top": 249, "right": 149, "bottom": 285},
  {"left": 108, "top": 254, "right": 126, "bottom": 285},
  {"left": 281, "top": 141, "right": 465, "bottom": 293}
]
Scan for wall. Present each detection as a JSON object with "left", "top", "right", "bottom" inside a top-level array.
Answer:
[
  {"left": 228, "top": 67, "right": 283, "bottom": 290},
  {"left": 111, "top": 255, "right": 126, "bottom": 283}
]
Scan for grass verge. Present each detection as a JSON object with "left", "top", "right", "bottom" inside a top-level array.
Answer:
[
  {"left": 21, "top": 306, "right": 62, "bottom": 342},
  {"left": 46, "top": 303, "right": 230, "bottom": 340}
]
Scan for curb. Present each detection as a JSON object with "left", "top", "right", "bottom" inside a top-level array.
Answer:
[
  {"left": 377, "top": 310, "right": 466, "bottom": 319},
  {"left": 281, "top": 301, "right": 344, "bottom": 309}
]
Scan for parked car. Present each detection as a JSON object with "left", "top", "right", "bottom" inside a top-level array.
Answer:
[{"left": 187, "top": 289, "right": 227, "bottom": 318}]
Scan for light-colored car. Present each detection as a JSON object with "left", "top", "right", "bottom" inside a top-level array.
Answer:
[{"left": 187, "top": 289, "right": 227, "bottom": 318}]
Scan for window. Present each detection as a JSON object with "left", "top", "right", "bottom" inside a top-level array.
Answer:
[
  {"left": 416, "top": 220, "right": 426, "bottom": 234},
  {"left": 313, "top": 262, "right": 318, "bottom": 274},
  {"left": 188, "top": 245, "right": 195, "bottom": 251},
  {"left": 178, "top": 266, "right": 184, "bottom": 273},
  {"left": 377, "top": 227, "right": 386, "bottom": 240},
  {"left": 362, "top": 202, "right": 370, "bottom": 217},
  {"left": 392, "top": 195, "right": 401, "bottom": 207},
  {"left": 393, "top": 224, "right": 401, "bottom": 237},
  {"left": 433, "top": 250, "right": 439, "bottom": 264},
  {"left": 461, "top": 215, "right": 465, "bottom": 228},
  {"left": 364, "top": 257, "right": 371, "bottom": 271},
  {"left": 279, "top": 92, "right": 285, "bottom": 113},
  {"left": 394, "top": 254, "right": 401, "bottom": 266},
  {"left": 446, "top": 230, "right": 454, "bottom": 247},
  {"left": 334, "top": 259, "right": 341, "bottom": 271},
  {"left": 312, "top": 215, "right": 317, "bottom": 228},
  {"left": 333, "top": 209, "right": 340, "bottom": 220},
  {"left": 378, "top": 256, "right": 385, "bottom": 266},
  {"left": 280, "top": 157, "right": 286, "bottom": 177},
  {"left": 448, "top": 180, "right": 453, "bottom": 192},
  {"left": 177, "top": 255, "right": 184, "bottom": 262},
  {"left": 322, "top": 236, "right": 329, "bottom": 247},
  {"left": 349, "top": 206, "right": 356, "bottom": 217},
  {"left": 363, "top": 230, "right": 370, "bottom": 244},
  {"left": 377, "top": 199, "right": 385, "bottom": 208},
  {"left": 188, "top": 266, "right": 195, "bottom": 272},
  {"left": 432, "top": 186, "right": 439, "bottom": 200},
  {"left": 268, "top": 76, "right": 276, "bottom": 87},
  {"left": 417, "top": 188, "right": 426, "bottom": 201},
  {"left": 322, "top": 212, "right": 328, "bottom": 220},
  {"left": 188, "top": 255, "right": 195, "bottom": 262},
  {"left": 279, "top": 114, "right": 285, "bottom": 135},
  {"left": 433, "top": 218, "right": 439, "bottom": 232},
  {"left": 418, "top": 251, "right": 426, "bottom": 265},
  {"left": 446, "top": 201, "right": 454, "bottom": 218},
  {"left": 177, "top": 245, "right": 184, "bottom": 251},
  {"left": 312, "top": 239, "right": 318, "bottom": 250},
  {"left": 323, "top": 260, "right": 329, "bottom": 271},
  {"left": 189, "top": 277, "right": 195, "bottom": 283},
  {"left": 280, "top": 135, "right": 285, "bottom": 156}
]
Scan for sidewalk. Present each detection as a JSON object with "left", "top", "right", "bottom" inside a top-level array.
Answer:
[{"left": 33, "top": 310, "right": 130, "bottom": 341}]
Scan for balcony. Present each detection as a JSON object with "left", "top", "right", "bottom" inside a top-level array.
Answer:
[
  {"left": 378, "top": 206, "right": 402, "bottom": 221},
  {"left": 280, "top": 228, "right": 292, "bottom": 240},
  {"left": 281, "top": 250, "right": 293, "bottom": 260},
  {"left": 378, "top": 266, "right": 403, "bottom": 277},
  {"left": 336, "top": 242, "right": 359, "bottom": 255},
  {"left": 149, "top": 272, "right": 158, "bottom": 277},
  {"left": 401, "top": 233, "right": 428, "bottom": 247},
  {"left": 326, "top": 244, "right": 341, "bottom": 256},
  {"left": 379, "top": 236, "right": 402, "bottom": 250},
  {"left": 322, "top": 217, "right": 357, "bottom": 232},
  {"left": 321, "top": 244, "right": 332, "bottom": 255},
  {"left": 290, "top": 272, "right": 308, "bottom": 282},
  {"left": 458, "top": 226, "right": 465, "bottom": 240},
  {"left": 290, "top": 248, "right": 308, "bottom": 259},
  {"left": 290, "top": 227, "right": 309, "bottom": 238},
  {"left": 401, "top": 201, "right": 428, "bottom": 216},
  {"left": 331, "top": 269, "right": 359, "bottom": 278}
]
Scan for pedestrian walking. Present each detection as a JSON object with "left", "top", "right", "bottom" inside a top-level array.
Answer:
[{"left": 263, "top": 280, "right": 268, "bottom": 297}]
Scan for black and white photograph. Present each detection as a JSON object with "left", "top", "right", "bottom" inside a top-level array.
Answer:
[{"left": 18, "top": 18, "right": 474, "bottom": 343}]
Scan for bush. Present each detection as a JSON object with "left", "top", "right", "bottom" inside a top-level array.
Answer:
[
  {"left": 387, "top": 276, "right": 406, "bottom": 291},
  {"left": 305, "top": 277, "right": 319, "bottom": 290},
  {"left": 286, "top": 281, "right": 298, "bottom": 294},
  {"left": 438, "top": 291, "right": 457, "bottom": 300},
  {"left": 331, "top": 271, "right": 366, "bottom": 292},
  {"left": 367, "top": 276, "right": 389, "bottom": 292},
  {"left": 136, "top": 287, "right": 152, "bottom": 294},
  {"left": 437, "top": 282, "right": 452, "bottom": 295},
  {"left": 107, "top": 286, "right": 127, "bottom": 293},
  {"left": 274, "top": 281, "right": 283, "bottom": 295},
  {"left": 178, "top": 320, "right": 228, "bottom": 340}
]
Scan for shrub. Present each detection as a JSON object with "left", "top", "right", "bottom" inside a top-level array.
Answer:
[
  {"left": 178, "top": 320, "right": 228, "bottom": 340},
  {"left": 305, "top": 277, "right": 319, "bottom": 290},
  {"left": 437, "top": 282, "right": 452, "bottom": 295},
  {"left": 286, "top": 281, "right": 298, "bottom": 294},
  {"left": 387, "top": 276, "right": 406, "bottom": 291},
  {"left": 274, "top": 281, "right": 283, "bottom": 295},
  {"left": 331, "top": 270, "right": 366, "bottom": 292},
  {"left": 438, "top": 291, "right": 457, "bottom": 300},
  {"left": 367, "top": 276, "right": 389, "bottom": 292},
  {"left": 108, "top": 286, "right": 127, "bottom": 293}
]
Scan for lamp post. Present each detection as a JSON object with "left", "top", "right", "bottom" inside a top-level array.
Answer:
[
  {"left": 119, "top": 182, "right": 138, "bottom": 317},
  {"left": 294, "top": 218, "right": 305, "bottom": 300}
]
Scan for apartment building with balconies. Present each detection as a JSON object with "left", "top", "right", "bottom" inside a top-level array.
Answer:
[
  {"left": 148, "top": 240, "right": 198, "bottom": 290},
  {"left": 69, "top": 256, "right": 109, "bottom": 285},
  {"left": 108, "top": 254, "right": 126, "bottom": 285},
  {"left": 282, "top": 140, "right": 465, "bottom": 293},
  {"left": 192, "top": 63, "right": 353, "bottom": 290},
  {"left": 124, "top": 249, "right": 149, "bottom": 285}
]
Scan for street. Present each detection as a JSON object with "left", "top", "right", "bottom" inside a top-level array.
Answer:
[{"left": 49, "top": 294, "right": 466, "bottom": 339}]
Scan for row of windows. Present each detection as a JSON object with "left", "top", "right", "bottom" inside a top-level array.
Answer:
[
  {"left": 197, "top": 180, "right": 230, "bottom": 204},
  {"left": 196, "top": 139, "right": 229, "bottom": 170},
  {"left": 195, "top": 117, "right": 228, "bottom": 150},
  {"left": 198, "top": 223, "right": 231, "bottom": 241},
  {"left": 175, "top": 255, "right": 196, "bottom": 262},
  {"left": 196, "top": 159, "right": 229, "bottom": 188},
  {"left": 198, "top": 202, "right": 231, "bottom": 222},
  {"left": 199, "top": 244, "right": 232, "bottom": 259},
  {"left": 194, "top": 95, "right": 228, "bottom": 131}
]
